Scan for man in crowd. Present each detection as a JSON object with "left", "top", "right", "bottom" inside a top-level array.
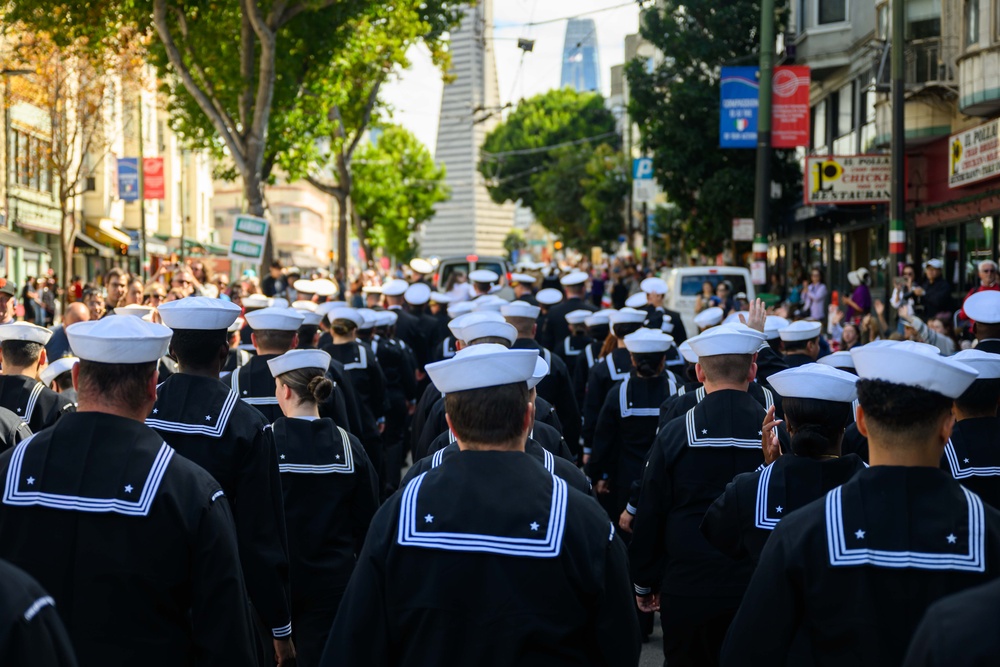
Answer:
[
  {"left": 103, "top": 268, "right": 127, "bottom": 316},
  {"left": 0, "top": 280, "right": 17, "bottom": 325},
  {"left": 263, "top": 261, "right": 287, "bottom": 298},
  {"left": 0, "top": 323, "right": 76, "bottom": 432},
  {"left": 963, "top": 291, "right": 1000, "bottom": 355},
  {"left": 44, "top": 302, "right": 89, "bottom": 361},
  {"left": 960, "top": 259, "right": 1000, "bottom": 322},
  {"left": 912, "top": 259, "right": 953, "bottom": 319},
  {"left": 542, "top": 271, "right": 597, "bottom": 350},
  {"left": 779, "top": 320, "right": 822, "bottom": 367}
]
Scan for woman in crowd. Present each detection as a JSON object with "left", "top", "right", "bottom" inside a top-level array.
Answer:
[
  {"left": 843, "top": 267, "right": 872, "bottom": 322},
  {"left": 694, "top": 280, "right": 718, "bottom": 313},
  {"left": 802, "top": 268, "right": 828, "bottom": 323},
  {"left": 268, "top": 349, "right": 379, "bottom": 667}
]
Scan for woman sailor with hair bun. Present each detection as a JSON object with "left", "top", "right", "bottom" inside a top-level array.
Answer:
[{"left": 268, "top": 349, "right": 379, "bottom": 667}]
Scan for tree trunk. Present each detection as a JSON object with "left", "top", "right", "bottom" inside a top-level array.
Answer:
[
  {"left": 350, "top": 203, "right": 373, "bottom": 267},
  {"left": 243, "top": 168, "right": 274, "bottom": 274},
  {"left": 335, "top": 190, "right": 350, "bottom": 273},
  {"left": 59, "top": 204, "right": 74, "bottom": 316}
]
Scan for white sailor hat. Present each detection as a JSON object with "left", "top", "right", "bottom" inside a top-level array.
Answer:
[
  {"left": 535, "top": 288, "right": 563, "bottom": 306},
  {"left": 242, "top": 294, "right": 273, "bottom": 309},
  {"left": 449, "top": 312, "right": 507, "bottom": 342},
  {"left": 510, "top": 273, "right": 536, "bottom": 285},
  {"left": 952, "top": 349, "right": 1000, "bottom": 380},
  {"left": 316, "top": 301, "right": 347, "bottom": 318},
  {"left": 267, "top": 349, "right": 332, "bottom": 378},
  {"left": 963, "top": 291, "right": 1000, "bottom": 324},
  {"left": 469, "top": 269, "right": 500, "bottom": 284},
  {"left": 245, "top": 307, "right": 306, "bottom": 332},
  {"left": 678, "top": 340, "right": 698, "bottom": 364},
  {"left": 404, "top": 282, "right": 432, "bottom": 306},
  {"left": 312, "top": 279, "right": 338, "bottom": 297},
  {"left": 640, "top": 277, "right": 668, "bottom": 295},
  {"left": 67, "top": 316, "right": 172, "bottom": 364},
  {"left": 694, "top": 307, "right": 725, "bottom": 329},
  {"left": 0, "top": 322, "right": 52, "bottom": 345},
  {"left": 409, "top": 258, "right": 434, "bottom": 275},
  {"left": 560, "top": 271, "right": 588, "bottom": 286},
  {"left": 362, "top": 285, "right": 383, "bottom": 295},
  {"left": 292, "top": 300, "right": 317, "bottom": 312},
  {"left": 687, "top": 324, "right": 763, "bottom": 358},
  {"left": 528, "top": 355, "right": 549, "bottom": 390},
  {"left": 115, "top": 304, "right": 156, "bottom": 319},
  {"left": 565, "top": 309, "right": 591, "bottom": 325},
  {"left": 472, "top": 295, "right": 507, "bottom": 312},
  {"left": 625, "top": 292, "right": 648, "bottom": 308},
  {"left": 851, "top": 340, "right": 978, "bottom": 399},
  {"left": 624, "top": 328, "right": 675, "bottom": 353},
  {"left": 293, "top": 279, "right": 316, "bottom": 294},
  {"left": 585, "top": 312, "right": 611, "bottom": 327},
  {"left": 382, "top": 279, "right": 409, "bottom": 297},
  {"left": 228, "top": 317, "right": 245, "bottom": 334},
  {"left": 430, "top": 291, "right": 452, "bottom": 304},
  {"left": 722, "top": 312, "right": 743, "bottom": 326},
  {"left": 502, "top": 301, "right": 541, "bottom": 319},
  {"left": 817, "top": 350, "right": 855, "bottom": 370},
  {"left": 768, "top": 364, "right": 858, "bottom": 403},
  {"left": 447, "top": 301, "right": 476, "bottom": 319},
  {"left": 327, "top": 307, "right": 364, "bottom": 328},
  {"left": 779, "top": 320, "right": 822, "bottom": 342},
  {"left": 374, "top": 310, "right": 398, "bottom": 328},
  {"left": 157, "top": 296, "right": 242, "bottom": 331},
  {"left": 425, "top": 344, "right": 539, "bottom": 393},
  {"left": 610, "top": 307, "right": 648, "bottom": 325},
  {"left": 924, "top": 258, "right": 944, "bottom": 270},
  {"left": 356, "top": 308, "right": 378, "bottom": 329},
  {"left": 295, "top": 309, "right": 323, "bottom": 326},
  {"left": 460, "top": 318, "right": 517, "bottom": 345},
  {"left": 764, "top": 316, "right": 790, "bottom": 340},
  {"left": 271, "top": 298, "right": 290, "bottom": 309},
  {"left": 40, "top": 356, "right": 78, "bottom": 386}
]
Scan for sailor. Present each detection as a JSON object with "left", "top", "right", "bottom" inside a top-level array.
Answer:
[
  {"left": 556, "top": 309, "right": 593, "bottom": 379},
  {"left": 383, "top": 279, "right": 427, "bottom": 368},
  {"left": 937, "top": 349, "right": 1000, "bottom": 508},
  {"left": 754, "top": 315, "right": 792, "bottom": 384},
  {"left": 39, "top": 356, "right": 79, "bottom": 405},
  {"left": 0, "top": 315, "right": 256, "bottom": 666},
  {"left": 0, "top": 406, "right": 30, "bottom": 451},
  {"left": 504, "top": 300, "right": 582, "bottom": 457},
  {"left": 587, "top": 328, "right": 678, "bottom": 523},
  {"left": 581, "top": 308, "right": 648, "bottom": 460},
  {"left": 779, "top": 320, "right": 822, "bottom": 367},
  {"left": 405, "top": 283, "right": 443, "bottom": 385},
  {"left": 0, "top": 558, "right": 78, "bottom": 666},
  {"left": 428, "top": 292, "right": 452, "bottom": 347},
  {"left": 902, "top": 577, "right": 1000, "bottom": 666},
  {"left": 409, "top": 258, "right": 434, "bottom": 284},
  {"left": 535, "top": 287, "right": 563, "bottom": 346},
  {"left": 321, "top": 345, "right": 641, "bottom": 667},
  {"left": 467, "top": 269, "right": 501, "bottom": 300},
  {"left": 223, "top": 317, "right": 252, "bottom": 373},
  {"left": 362, "top": 285, "right": 383, "bottom": 309},
  {"left": 629, "top": 324, "right": 768, "bottom": 667},
  {"left": 721, "top": 341, "right": 1000, "bottom": 667},
  {"left": 149, "top": 297, "right": 294, "bottom": 663},
  {"left": 541, "top": 271, "right": 597, "bottom": 350},
  {"left": 238, "top": 293, "right": 274, "bottom": 351},
  {"left": 818, "top": 349, "right": 857, "bottom": 372},
  {"left": 267, "top": 349, "right": 379, "bottom": 667},
  {"left": 360, "top": 310, "right": 418, "bottom": 493},
  {"left": 315, "top": 301, "right": 347, "bottom": 350},
  {"left": 571, "top": 310, "right": 614, "bottom": 408},
  {"left": 323, "top": 307, "right": 388, "bottom": 483},
  {"left": 292, "top": 301, "right": 323, "bottom": 349},
  {"left": 407, "top": 345, "right": 584, "bottom": 492},
  {"left": 510, "top": 272, "right": 539, "bottom": 305},
  {"left": 693, "top": 306, "right": 725, "bottom": 332},
  {"left": 963, "top": 290, "right": 1000, "bottom": 354},
  {"left": 639, "top": 277, "right": 688, "bottom": 344},
  {"left": 0, "top": 323, "right": 75, "bottom": 432},
  {"left": 701, "top": 364, "right": 866, "bottom": 566}
]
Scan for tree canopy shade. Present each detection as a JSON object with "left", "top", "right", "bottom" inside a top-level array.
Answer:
[
  {"left": 625, "top": 0, "right": 801, "bottom": 256},
  {"left": 479, "top": 88, "right": 626, "bottom": 250}
]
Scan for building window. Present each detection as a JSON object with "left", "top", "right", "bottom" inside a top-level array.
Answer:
[
  {"left": 812, "top": 99, "right": 828, "bottom": 153},
  {"left": 836, "top": 82, "right": 854, "bottom": 137},
  {"left": 818, "top": 0, "right": 847, "bottom": 25},
  {"left": 11, "top": 130, "right": 52, "bottom": 194},
  {"left": 967, "top": 0, "right": 980, "bottom": 48},
  {"left": 876, "top": 2, "right": 889, "bottom": 39}
]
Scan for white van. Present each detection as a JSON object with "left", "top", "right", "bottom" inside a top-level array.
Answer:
[{"left": 664, "top": 266, "right": 756, "bottom": 336}]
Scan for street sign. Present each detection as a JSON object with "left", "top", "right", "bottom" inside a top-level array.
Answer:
[
  {"left": 117, "top": 158, "right": 139, "bottom": 202},
  {"left": 804, "top": 155, "right": 891, "bottom": 204},
  {"left": 719, "top": 66, "right": 811, "bottom": 149},
  {"left": 632, "top": 157, "right": 656, "bottom": 204},
  {"left": 771, "top": 66, "right": 811, "bottom": 148},
  {"left": 143, "top": 157, "right": 165, "bottom": 200},
  {"left": 228, "top": 214, "right": 270, "bottom": 262},
  {"left": 720, "top": 67, "right": 759, "bottom": 148},
  {"left": 732, "top": 218, "right": 755, "bottom": 241},
  {"left": 949, "top": 119, "right": 1000, "bottom": 188},
  {"left": 632, "top": 157, "right": 654, "bottom": 180}
]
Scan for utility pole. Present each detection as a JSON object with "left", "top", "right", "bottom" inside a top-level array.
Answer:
[
  {"left": 752, "top": 0, "right": 775, "bottom": 281},
  {"left": 137, "top": 95, "right": 147, "bottom": 280},
  {"left": 889, "top": 0, "right": 906, "bottom": 281}
]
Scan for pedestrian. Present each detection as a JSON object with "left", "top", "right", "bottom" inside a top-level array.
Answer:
[
  {"left": 959, "top": 259, "right": 1000, "bottom": 325},
  {"left": 262, "top": 261, "right": 286, "bottom": 297},
  {"left": 103, "top": 268, "right": 128, "bottom": 315},
  {"left": 959, "top": 291, "right": 1000, "bottom": 354},
  {"left": 913, "top": 259, "right": 953, "bottom": 319},
  {"left": 0, "top": 280, "right": 16, "bottom": 325},
  {"left": 44, "top": 302, "right": 89, "bottom": 361},
  {"left": 721, "top": 341, "right": 1000, "bottom": 666},
  {"left": 81, "top": 288, "right": 105, "bottom": 320},
  {"left": 0, "top": 315, "right": 257, "bottom": 666},
  {"left": 39, "top": 356, "right": 79, "bottom": 405},
  {"left": 843, "top": 267, "right": 872, "bottom": 322},
  {"left": 0, "top": 323, "right": 76, "bottom": 432},
  {"left": 149, "top": 297, "right": 295, "bottom": 664},
  {"left": 779, "top": 320, "right": 822, "bottom": 367},
  {"left": 322, "top": 345, "right": 642, "bottom": 667},
  {"left": 802, "top": 268, "right": 828, "bottom": 323},
  {"left": 268, "top": 349, "right": 379, "bottom": 667}
]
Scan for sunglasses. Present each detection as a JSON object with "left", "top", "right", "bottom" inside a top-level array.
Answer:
[{"left": 983, "top": 269, "right": 997, "bottom": 274}]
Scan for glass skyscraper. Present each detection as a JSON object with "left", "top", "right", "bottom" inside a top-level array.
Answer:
[{"left": 560, "top": 18, "right": 601, "bottom": 92}]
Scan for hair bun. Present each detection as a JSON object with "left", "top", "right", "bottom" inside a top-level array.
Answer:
[{"left": 307, "top": 376, "right": 334, "bottom": 403}]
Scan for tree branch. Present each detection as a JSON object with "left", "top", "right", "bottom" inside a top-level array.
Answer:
[
  {"left": 239, "top": 1, "right": 255, "bottom": 130},
  {"left": 345, "top": 73, "right": 385, "bottom": 161},
  {"left": 279, "top": 0, "right": 338, "bottom": 27},
  {"left": 305, "top": 174, "right": 346, "bottom": 200}
]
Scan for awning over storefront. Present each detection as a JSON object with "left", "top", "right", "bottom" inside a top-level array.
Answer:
[
  {"left": 85, "top": 219, "right": 131, "bottom": 247},
  {"left": 74, "top": 232, "right": 115, "bottom": 258},
  {"left": 128, "top": 231, "right": 170, "bottom": 257},
  {"left": 0, "top": 227, "right": 50, "bottom": 254}
]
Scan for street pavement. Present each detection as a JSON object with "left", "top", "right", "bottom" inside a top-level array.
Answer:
[{"left": 639, "top": 623, "right": 663, "bottom": 666}]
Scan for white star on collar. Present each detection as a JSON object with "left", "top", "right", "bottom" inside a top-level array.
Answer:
[
  {"left": 775, "top": 506, "right": 783, "bottom": 513},
  {"left": 947, "top": 533, "right": 957, "bottom": 544},
  {"left": 205, "top": 415, "right": 211, "bottom": 421},
  {"left": 280, "top": 454, "right": 286, "bottom": 460},
  {"left": 15, "top": 408, "right": 20, "bottom": 413},
  {"left": 758, "top": 431, "right": 763, "bottom": 436},
  {"left": 335, "top": 454, "right": 341, "bottom": 460},
  {"left": 242, "top": 390, "right": 248, "bottom": 395},
  {"left": 152, "top": 408, "right": 158, "bottom": 414},
  {"left": 701, "top": 429, "right": 708, "bottom": 435},
  {"left": 964, "top": 458, "right": 970, "bottom": 464},
  {"left": 530, "top": 521, "right": 540, "bottom": 531},
  {"left": 124, "top": 484, "right": 133, "bottom": 494},
  {"left": 854, "top": 529, "right": 865, "bottom": 539},
  {"left": 424, "top": 514, "right": 434, "bottom": 524},
  {"left": 25, "top": 476, "right": 34, "bottom": 485}
]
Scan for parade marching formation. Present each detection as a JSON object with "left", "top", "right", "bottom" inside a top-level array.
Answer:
[{"left": 2, "top": 260, "right": 1000, "bottom": 666}]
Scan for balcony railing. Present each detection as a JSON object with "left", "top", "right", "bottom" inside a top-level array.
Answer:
[{"left": 906, "top": 37, "right": 954, "bottom": 86}]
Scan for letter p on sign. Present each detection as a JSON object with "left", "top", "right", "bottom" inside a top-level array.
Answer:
[{"left": 633, "top": 158, "right": 654, "bottom": 180}]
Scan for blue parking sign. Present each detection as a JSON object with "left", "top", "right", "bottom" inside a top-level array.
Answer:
[{"left": 632, "top": 158, "right": 653, "bottom": 180}]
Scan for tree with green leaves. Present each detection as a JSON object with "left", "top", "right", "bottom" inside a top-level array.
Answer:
[
  {"left": 479, "top": 88, "right": 626, "bottom": 250},
  {"left": 626, "top": 0, "right": 801, "bottom": 257},
  {"left": 350, "top": 125, "right": 447, "bottom": 262}
]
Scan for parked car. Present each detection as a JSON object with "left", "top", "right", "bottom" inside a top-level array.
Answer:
[
  {"left": 665, "top": 266, "right": 756, "bottom": 335},
  {"left": 432, "top": 255, "right": 515, "bottom": 301}
]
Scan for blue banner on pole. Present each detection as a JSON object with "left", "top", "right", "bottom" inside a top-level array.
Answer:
[
  {"left": 720, "top": 67, "right": 759, "bottom": 149},
  {"left": 117, "top": 158, "right": 139, "bottom": 202}
]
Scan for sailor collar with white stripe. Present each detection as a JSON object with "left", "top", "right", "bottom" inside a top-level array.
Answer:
[
  {"left": 619, "top": 375, "right": 677, "bottom": 418},
  {"left": 825, "top": 484, "right": 985, "bottom": 572},
  {"left": 434, "top": 439, "right": 552, "bottom": 473},
  {"left": 147, "top": 376, "right": 240, "bottom": 438},
  {"left": 605, "top": 350, "right": 630, "bottom": 381},
  {"left": 3, "top": 434, "right": 175, "bottom": 517},
  {"left": 274, "top": 420, "right": 355, "bottom": 475},
  {"left": 563, "top": 336, "right": 583, "bottom": 357},
  {"left": 943, "top": 435, "right": 1000, "bottom": 479},
  {"left": 0, "top": 376, "right": 46, "bottom": 425},
  {"left": 683, "top": 383, "right": 775, "bottom": 412},
  {"left": 684, "top": 400, "right": 762, "bottom": 449},
  {"left": 231, "top": 358, "right": 280, "bottom": 405},
  {"left": 341, "top": 344, "right": 369, "bottom": 371}
]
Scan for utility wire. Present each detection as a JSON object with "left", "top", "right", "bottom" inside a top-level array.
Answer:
[
  {"left": 497, "top": 1, "right": 641, "bottom": 28},
  {"left": 480, "top": 131, "right": 618, "bottom": 158}
]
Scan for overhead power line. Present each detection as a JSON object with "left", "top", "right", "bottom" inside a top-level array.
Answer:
[
  {"left": 480, "top": 131, "right": 618, "bottom": 158},
  {"left": 498, "top": 2, "right": 642, "bottom": 28}
]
